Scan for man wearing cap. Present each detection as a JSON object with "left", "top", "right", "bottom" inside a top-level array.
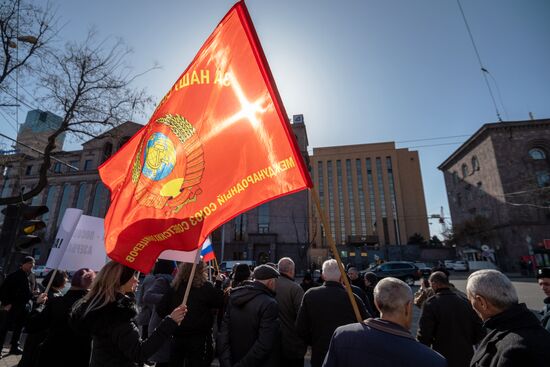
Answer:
[
  {"left": 537, "top": 267, "right": 550, "bottom": 332},
  {"left": 217, "top": 264, "right": 281, "bottom": 367},
  {"left": 0, "top": 256, "right": 36, "bottom": 357}
]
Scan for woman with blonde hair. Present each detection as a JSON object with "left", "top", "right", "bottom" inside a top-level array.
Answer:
[
  {"left": 71, "top": 261, "right": 187, "bottom": 367},
  {"left": 158, "top": 261, "right": 224, "bottom": 367}
]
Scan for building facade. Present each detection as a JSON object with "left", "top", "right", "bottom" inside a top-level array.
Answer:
[
  {"left": 438, "top": 119, "right": 550, "bottom": 271},
  {"left": 309, "top": 142, "right": 430, "bottom": 268}
]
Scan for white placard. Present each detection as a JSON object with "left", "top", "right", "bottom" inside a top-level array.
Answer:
[
  {"left": 158, "top": 248, "right": 199, "bottom": 264},
  {"left": 57, "top": 215, "right": 108, "bottom": 271},
  {"left": 45, "top": 208, "right": 83, "bottom": 269}
]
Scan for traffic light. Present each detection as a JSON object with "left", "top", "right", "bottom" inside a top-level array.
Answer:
[{"left": 0, "top": 204, "right": 48, "bottom": 252}]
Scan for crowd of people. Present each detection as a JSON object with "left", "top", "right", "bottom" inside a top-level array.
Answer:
[{"left": 0, "top": 255, "right": 549, "bottom": 367}]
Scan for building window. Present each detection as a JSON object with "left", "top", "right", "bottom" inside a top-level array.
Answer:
[
  {"left": 102, "top": 142, "right": 113, "bottom": 163},
  {"left": 53, "top": 162, "right": 62, "bottom": 173},
  {"left": 327, "top": 161, "right": 335, "bottom": 240},
  {"left": 234, "top": 214, "right": 246, "bottom": 240},
  {"left": 25, "top": 165, "right": 32, "bottom": 176},
  {"left": 118, "top": 136, "right": 131, "bottom": 150},
  {"left": 375, "top": 158, "right": 389, "bottom": 244},
  {"left": 365, "top": 159, "right": 377, "bottom": 234},
  {"left": 258, "top": 203, "right": 269, "bottom": 233},
  {"left": 91, "top": 182, "right": 108, "bottom": 217},
  {"left": 461, "top": 163, "right": 469, "bottom": 178},
  {"left": 355, "top": 159, "right": 367, "bottom": 236},
  {"left": 452, "top": 171, "right": 459, "bottom": 184},
  {"left": 529, "top": 148, "right": 547, "bottom": 160},
  {"left": 56, "top": 184, "right": 75, "bottom": 228},
  {"left": 387, "top": 157, "right": 400, "bottom": 245},
  {"left": 84, "top": 159, "right": 94, "bottom": 171},
  {"left": 75, "top": 183, "right": 88, "bottom": 210},
  {"left": 43, "top": 186, "right": 60, "bottom": 222},
  {"left": 536, "top": 171, "right": 550, "bottom": 187},
  {"left": 346, "top": 159, "right": 356, "bottom": 236},
  {"left": 69, "top": 160, "right": 79, "bottom": 171},
  {"left": 336, "top": 160, "right": 345, "bottom": 243},
  {"left": 471, "top": 156, "right": 480, "bottom": 171}
]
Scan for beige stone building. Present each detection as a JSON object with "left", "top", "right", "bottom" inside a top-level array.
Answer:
[{"left": 309, "top": 142, "right": 430, "bottom": 265}]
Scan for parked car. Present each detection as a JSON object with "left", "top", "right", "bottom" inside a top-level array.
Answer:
[
  {"left": 444, "top": 260, "right": 455, "bottom": 269},
  {"left": 414, "top": 262, "right": 432, "bottom": 277},
  {"left": 32, "top": 266, "right": 52, "bottom": 277},
  {"left": 219, "top": 260, "right": 256, "bottom": 274},
  {"left": 368, "top": 261, "right": 421, "bottom": 286},
  {"left": 452, "top": 260, "right": 469, "bottom": 271}
]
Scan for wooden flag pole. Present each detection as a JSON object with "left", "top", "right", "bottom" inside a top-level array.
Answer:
[
  {"left": 182, "top": 248, "right": 202, "bottom": 305},
  {"left": 43, "top": 268, "right": 58, "bottom": 295},
  {"left": 310, "top": 188, "right": 364, "bottom": 323}
]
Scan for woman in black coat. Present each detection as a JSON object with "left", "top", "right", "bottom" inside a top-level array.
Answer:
[
  {"left": 33, "top": 268, "right": 96, "bottom": 367},
  {"left": 158, "top": 261, "right": 224, "bottom": 367},
  {"left": 70, "top": 261, "right": 187, "bottom": 367}
]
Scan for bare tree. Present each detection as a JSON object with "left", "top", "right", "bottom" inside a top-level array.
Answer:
[
  {"left": 0, "top": 0, "right": 56, "bottom": 105},
  {"left": 0, "top": 31, "right": 154, "bottom": 205}
]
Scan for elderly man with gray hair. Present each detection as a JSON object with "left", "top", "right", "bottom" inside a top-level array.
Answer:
[
  {"left": 323, "top": 277, "right": 446, "bottom": 367},
  {"left": 275, "top": 257, "right": 306, "bottom": 367},
  {"left": 296, "top": 259, "right": 369, "bottom": 367},
  {"left": 467, "top": 269, "right": 550, "bottom": 367}
]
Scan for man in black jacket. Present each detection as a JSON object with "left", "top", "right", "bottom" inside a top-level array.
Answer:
[
  {"left": 0, "top": 256, "right": 35, "bottom": 357},
  {"left": 467, "top": 269, "right": 550, "bottom": 367},
  {"left": 296, "top": 259, "right": 369, "bottom": 367},
  {"left": 417, "top": 271, "right": 483, "bottom": 367},
  {"left": 216, "top": 264, "right": 281, "bottom": 367}
]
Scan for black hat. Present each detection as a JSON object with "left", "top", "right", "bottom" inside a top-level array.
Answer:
[
  {"left": 233, "top": 263, "right": 251, "bottom": 283},
  {"left": 537, "top": 267, "right": 550, "bottom": 279},
  {"left": 120, "top": 265, "right": 137, "bottom": 285},
  {"left": 253, "top": 264, "right": 280, "bottom": 280},
  {"left": 21, "top": 256, "right": 35, "bottom": 265}
]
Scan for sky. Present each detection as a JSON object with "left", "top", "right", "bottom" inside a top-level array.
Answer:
[{"left": 2, "top": 0, "right": 550, "bottom": 238}]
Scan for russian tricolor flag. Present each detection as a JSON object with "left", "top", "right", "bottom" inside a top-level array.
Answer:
[{"left": 200, "top": 238, "right": 215, "bottom": 262}]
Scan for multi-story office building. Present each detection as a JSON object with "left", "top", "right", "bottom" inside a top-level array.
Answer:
[
  {"left": 309, "top": 143, "right": 430, "bottom": 266},
  {"left": 439, "top": 118, "right": 550, "bottom": 271}
]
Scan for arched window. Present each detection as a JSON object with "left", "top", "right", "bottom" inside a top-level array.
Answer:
[
  {"left": 452, "top": 171, "right": 459, "bottom": 184},
  {"left": 75, "top": 183, "right": 88, "bottom": 210},
  {"left": 461, "top": 164, "right": 469, "bottom": 178},
  {"left": 529, "top": 148, "right": 547, "bottom": 160},
  {"left": 56, "top": 184, "right": 75, "bottom": 227},
  {"left": 91, "top": 183, "right": 107, "bottom": 217},
  {"left": 471, "top": 156, "right": 480, "bottom": 171}
]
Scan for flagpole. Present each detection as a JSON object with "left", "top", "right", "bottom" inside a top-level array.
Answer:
[
  {"left": 182, "top": 248, "right": 202, "bottom": 305},
  {"left": 310, "top": 188, "right": 363, "bottom": 323}
]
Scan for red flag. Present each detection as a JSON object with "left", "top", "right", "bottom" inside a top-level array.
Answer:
[{"left": 99, "top": 1, "right": 312, "bottom": 272}]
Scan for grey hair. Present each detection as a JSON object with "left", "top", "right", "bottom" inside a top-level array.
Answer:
[
  {"left": 374, "top": 277, "right": 413, "bottom": 314},
  {"left": 466, "top": 270, "right": 518, "bottom": 309},
  {"left": 277, "top": 257, "right": 295, "bottom": 274},
  {"left": 322, "top": 259, "right": 342, "bottom": 282}
]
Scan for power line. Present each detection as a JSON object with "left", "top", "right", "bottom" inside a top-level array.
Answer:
[
  {"left": 456, "top": 0, "right": 503, "bottom": 122},
  {"left": 395, "top": 134, "right": 470, "bottom": 144},
  {"left": 405, "top": 141, "right": 464, "bottom": 149}
]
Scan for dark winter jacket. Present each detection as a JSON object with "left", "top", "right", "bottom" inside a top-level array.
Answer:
[
  {"left": 142, "top": 274, "right": 173, "bottom": 363},
  {"left": 323, "top": 319, "right": 447, "bottom": 367},
  {"left": 0, "top": 269, "right": 32, "bottom": 310},
  {"left": 216, "top": 281, "right": 280, "bottom": 367},
  {"left": 295, "top": 281, "right": 370, "bottom": 367},
  {"left": 417, "top": 288, "right": 484, "bottom": 367},
  {"left": 470, "top": 303, "right": 550, "bottom": 367},
  {"left": 158, "top": 279, "right": 223, "bottom": 338},
  {"left": 33, "top": 289, "right": 90, "bottom": 367},
  {"left": 71, "top": 293, "right": 177, "bottom": 367},
  {"left": 541, "top": 297, "right": 550, "bottom": 332},
  {"left": 275, "top": 273, "right": 306, "bottom": 359}
]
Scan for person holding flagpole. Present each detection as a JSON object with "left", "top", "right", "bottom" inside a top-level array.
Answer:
[{"left": 71, "top": 261, "right": 187, "bottom": 367}]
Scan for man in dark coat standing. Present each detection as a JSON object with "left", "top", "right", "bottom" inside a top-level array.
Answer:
[
  {"left": 417, "top": 271, "right": 484, "bottom": 367},
  {"left": 0, "top": 256, "right": 36, "bottom": 357},
  {"left": 276, "top": 257, "right": 306, "bottom": 367},
  {"left": 296, "top": 259, "right": 369, "bottom": 367},
  {"left": 536, "top": 267, "right": 550, "bottom": 332},
  {"left": 323, "top": 277, "right": 446, "bottom": 367},
  {"left": 467, "top": 269, "right": 550, "bottom": 367},
  {"left": 217, "top": 264, "right": 281, "bottom": 367}
]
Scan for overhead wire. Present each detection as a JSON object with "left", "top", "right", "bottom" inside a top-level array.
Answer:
[{"left": 456, "top": 0, "right": 503, "bottom": 122}]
